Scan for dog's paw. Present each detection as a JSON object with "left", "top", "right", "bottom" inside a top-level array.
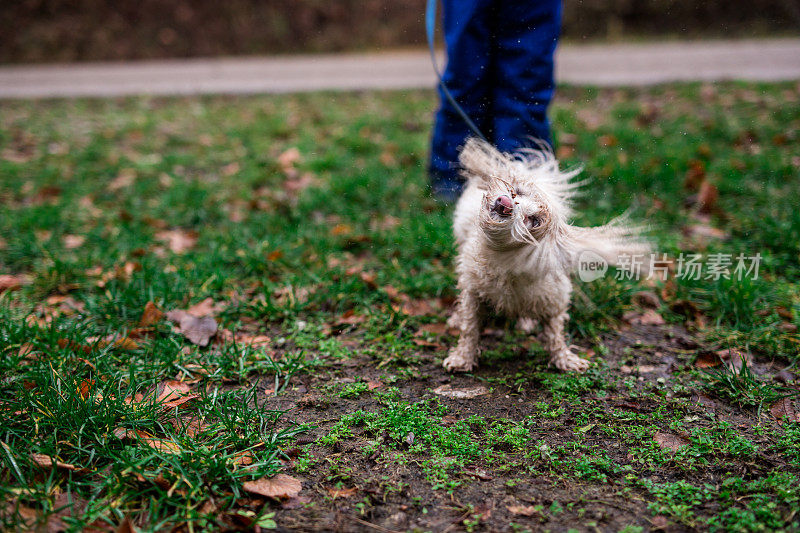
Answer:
[
  {"left": 551, "top": 351, "right": 590, "bottom": 373},
  {"left": 517, "top": 317, "right": 538, "bottom": 334},
  {"left": 443, "top": 349, "right": 477, "bottom": 372}
]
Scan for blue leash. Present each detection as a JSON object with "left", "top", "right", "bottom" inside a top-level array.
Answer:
[{"left": 426, "top": 0, "right": 488, "bottom": 143}]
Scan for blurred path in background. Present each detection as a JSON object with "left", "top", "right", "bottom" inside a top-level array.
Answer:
[{"left": 1, "top": 39, "right": 798, "bottom": 99}]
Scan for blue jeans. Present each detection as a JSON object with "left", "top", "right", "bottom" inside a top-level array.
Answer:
[{"left": 429, "top": 0, "right": 561, "bottom": 199}]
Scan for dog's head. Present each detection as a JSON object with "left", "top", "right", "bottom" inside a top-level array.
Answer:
[{"left": 459, "top": 138, "right": 580, "bottom": 251}]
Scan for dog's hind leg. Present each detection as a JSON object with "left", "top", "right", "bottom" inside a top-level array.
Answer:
[
  {"left": 541, "top": 311, "right": 589, "bottom": 372},
  {"left": 443, "top": 289, "right": 481, "bottom": 372}
]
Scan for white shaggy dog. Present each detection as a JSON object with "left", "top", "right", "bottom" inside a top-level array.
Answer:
[{"left": 444, "top": 138, "right": 650, "bottom": 373}]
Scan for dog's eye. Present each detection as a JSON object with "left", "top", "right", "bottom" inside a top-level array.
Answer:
[{"left": 527, "top": 215, "right": 541, "bottom": 228}]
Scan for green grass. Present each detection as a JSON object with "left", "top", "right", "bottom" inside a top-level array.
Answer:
[{"left": 1, "top": 82, "right": 800, "bottom": 530}]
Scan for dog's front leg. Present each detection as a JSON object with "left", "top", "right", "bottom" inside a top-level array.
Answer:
[
  {"left": 541, "top": 311, "right": 589, "bottom": 372},
  {"left": 443, "top": 289, "right": 480, "bottom": 372}
]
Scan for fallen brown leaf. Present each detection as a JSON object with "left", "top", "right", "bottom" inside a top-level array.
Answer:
[
  {"left": 327, "top": 486, "right": 357, "bottom": 499},
  {"left": 108, "top": 169, "right": 136, "bottom": 191},
  {"left": 418, "top": 323, "right": 449, "bottom": 335},
  {"left": 0, "top": 274, "right": 30, "bottom": 293},
  {"left": 62, "top": 234, "right": 86, "bottom": 249},
  {"left": 412, "top": 338, "right": 445, "bottom": 350},
  {"left": 694, "top": 351, "right": 723, "bottom": 369},
  {"left": 166, "top": 310, "right": 218, "bottom": 346},
  {"left": 31, "top": 453, "right": 85, "bottom": 472},
  {"left": 234, "top": 333, "right": 272, "bottom": 348},
  {"left": 115, "top": 429, "right": 182, "bottom": 455},
  {"left": 506, "top": 504, "right": 541, "bottom": 517},
  {"left": 139, "top": 301, "right": 164, "bottom": 327},
  {"left": 156, "top": 229, "right": 198, "bottom": 254},
  {"left": 157, "top": 380, "right": 198, "bottom": 409},
  {"left": 396, "top": 299, "right": 435, "bottom": 317},
  {"left": 683, "top": 160, "right": 706, "bottom": 191},
  {"left": 96, "top": 261, "right": 142, "bottom": 288},
  {"left": 91, "top": 335, "right": 140, "bottom": 351},
  {"left": 623, "top": 309, "right": 665, "bottom": 326},
  {"left": 696, "top": 181, "right": 718, "bottom": 213},
  {"left": 464, "top": 467, "right": 492, "bottom": 480},
  {"left": 78, "top": 379, "right": 94, "bottom": 399},
  {"left": 770, "top": 398, "right": 799, "bottom": 424},
  {"left": 186, "top": 297, "right": 223, "bottom": 317},
  {"left": 337, "top": 309, "right": 367, "bottom": 326},
  {"left": 330, "top": 223, "right": 352, "bottom": 236},
  {"left": 243, "top": 474, "right": 302, "bottom": 499},
  {"left": 18, "top": 343, "right": 37, "bottom": 358},
  {"left": 654, "top": 431, "right": 689, "bottom": 451},
  {"left": 715, "top": 348, "right": 752, "bottom": 371},
  {"left": 277, "top": 147, "right": 301, "bottom": 171}
]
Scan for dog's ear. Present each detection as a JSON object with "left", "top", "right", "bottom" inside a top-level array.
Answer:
[{"left": 458, "top": 138, "right": 506, "bottom": 185}]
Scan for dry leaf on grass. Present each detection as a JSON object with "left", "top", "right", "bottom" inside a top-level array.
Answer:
[
  {"left": 623, "top": 309, "right": 666, "bottom": 326},
  {"left": 330, "top": 223, "right": 352, "bottom": 236},
  {"left": 243, "top": 474, "right": 302, "bottom": 499},
  {"left": 412, "top": 338, "right": 445, "bottom": 350},
  {"left": 62, "top": 234, "right": 86, "bottom": 249},
  {"left": 694, "top": 351, "right": 723, "bottom": 369},
  {"left": 108, "top": 169, "right": 136, "bottom": 191},
  {"left": 716, "top": 348, "right": 751, "bottom": 371},
  {"left": 139, "top": 301, "right": 164, "bottom": 327},
  {"left": 91, "top": 335, "right": 140, "bottom": 351},
  {"left": 0, "top": 274, "right": 30, "bottom": 293},
  {"left": 94, "top": 261, "right": 142, "bottom": 288},
  {"left": 770, "top": 398, "right": 799, "bottom": 424},
  {"left": 418, "top": 323, "right": 460, "bottom": 336},
  {"left": 114, "top": 429, "right": 182, "bottom": 455},
  {"left": 78, "top": 379, "right": 94, "bottom": 399},
  {"left": 464, "top": 467, "right": 492, "bottom": 480},
  {"left": 506, "top": 505, "right": 541, "bottom": 517},
  {"left": 166, "top": 310, "right": 217, "bottom": 346},
  {"left": 696, "top": 181, "right": 719, "bottom": 213},
  {"left": 277, "top": 147, "right": 301, "bottom": 171},
  {"left": 18, "top": 343, "right": 37, "bottom": 358},
  {"left": 393, "top": 298, "right": 436, "bottom": 317},
  {"left": 654, "top": 431, "right": 689, "bottom": 451},
  {"left": 327, "top": 487, "right": 357, "bottom": 499},
  {"left": 31, "top": 453, "right": 86, "bottom": 473},
  {"left": 432, "top": 385, "right": 489, "bottom": 399},
  {"left": 157, "top": 380, "right": 198, "bottom": 409},
  {"left": 186, "top": 297, "right": 224, "bottom": 317},
  {"left": 336, "top": 309, "right": 367, "bottom": 326},
  {"left": 155, "top": 229, "right": 198, "bottom": 254}
]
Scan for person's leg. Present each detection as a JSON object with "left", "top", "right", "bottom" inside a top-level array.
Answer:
[
  {"left": 491, "top": 0, "right": 561, "bottom": 153},
  {"left": 429, "top": 0, "right": 493, "bottom": 201}
]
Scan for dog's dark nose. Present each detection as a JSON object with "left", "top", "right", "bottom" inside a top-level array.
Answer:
[{"left": 492, "top": 195, "right": 514, "bottom": 217}]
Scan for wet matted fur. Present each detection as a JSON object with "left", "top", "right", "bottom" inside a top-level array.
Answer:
[{"left": 444, "top": 138, "right": 650, "bottom": 372}]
